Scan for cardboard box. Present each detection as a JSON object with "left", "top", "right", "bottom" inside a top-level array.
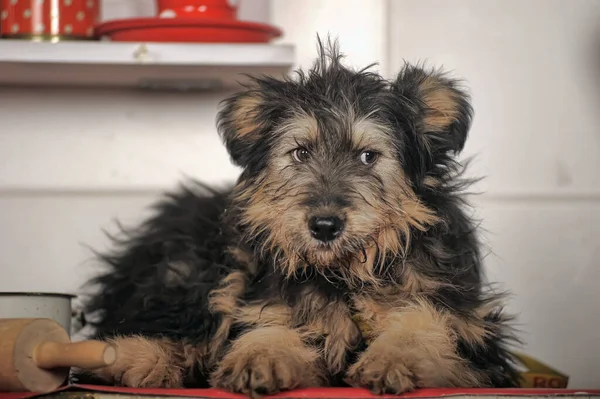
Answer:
[{"left": 512, "top": 352, "right": 569, "bottom": 388}]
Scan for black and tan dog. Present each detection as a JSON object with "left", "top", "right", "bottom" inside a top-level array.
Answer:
[{"left": 78, "top": 39, "right": 520, "bottom": 395}]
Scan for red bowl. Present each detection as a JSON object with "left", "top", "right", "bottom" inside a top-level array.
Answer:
[
  {"left": 94, "top": 17, "right": 281, "bottom": 43},
  {"left": 156, "top": 0, "right": 238, "bottom": 20}
]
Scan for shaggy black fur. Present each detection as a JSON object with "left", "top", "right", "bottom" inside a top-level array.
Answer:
[
  {"left": 87, "top": 186, "right": 231, "bottom": 341},
  {"left": 78, "top": 38, "right": 521, "bottom": 393}
]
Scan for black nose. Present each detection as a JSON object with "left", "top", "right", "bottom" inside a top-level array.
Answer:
[{"left": 309, "top": 216, "right": 344, "bottom": 242}]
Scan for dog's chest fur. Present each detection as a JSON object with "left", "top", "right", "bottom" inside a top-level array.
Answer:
[{"left": 231, "top": 266, "right": 396, "bottom": 374}]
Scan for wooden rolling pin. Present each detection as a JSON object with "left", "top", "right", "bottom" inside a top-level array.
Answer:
[{"left": 0, "top": 318, "right": 116, "bottom": 393}]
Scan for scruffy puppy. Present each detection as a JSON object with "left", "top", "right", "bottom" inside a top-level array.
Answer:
[{"left": 79, "top": 40, "right": 520, "bottom": 395}]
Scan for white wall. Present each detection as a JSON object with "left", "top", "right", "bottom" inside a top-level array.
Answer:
[
  {"left": 271, "top": 0, "right": 389, "bottom": 76},
  {"left": 0, "top": 88, "right": 239, "bottom": 291},
  {"left": 0, "top": 0, "right": 272, "bottom": 292},
  {"left": 0, "top": 0, "right": 599, "bottom": 389},
  {"left": 388, "top": 0, "right": 600, "bottom": 388}
]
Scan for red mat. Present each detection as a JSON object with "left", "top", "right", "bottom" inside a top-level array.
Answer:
[{"left": 2, "top": 385, "right": 600, "bottom": 399}]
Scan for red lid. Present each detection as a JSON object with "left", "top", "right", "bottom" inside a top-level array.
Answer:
[{"left": 94, "top": 17, "right": 282, "bottom": 43}]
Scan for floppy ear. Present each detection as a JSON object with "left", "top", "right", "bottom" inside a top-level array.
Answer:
[
  {"left": 217, "top": 88, "right": 267, "bottom": 168},
  {"left": 391, "top": 65, "right": 473, "bottom": 175}
]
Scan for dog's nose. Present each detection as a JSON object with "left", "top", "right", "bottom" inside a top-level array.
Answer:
[{"left": 309, "top": 216, "right": 344, "bottom": 242}]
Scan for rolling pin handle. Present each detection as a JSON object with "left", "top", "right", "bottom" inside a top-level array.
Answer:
[{"left": 34, "top": 340, "right": 117, "bottom": 370}]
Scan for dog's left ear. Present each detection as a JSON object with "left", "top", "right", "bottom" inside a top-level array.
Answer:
[{"left": 390, "top": 65, "right": 473, "bottom": 175}]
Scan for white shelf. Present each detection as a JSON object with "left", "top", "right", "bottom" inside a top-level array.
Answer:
[{"left": 0, "top": 40, "right": 295, "bottom": 90}]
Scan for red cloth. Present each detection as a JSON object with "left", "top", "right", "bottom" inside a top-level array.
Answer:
[{"left": 2, "top": 385, "right": 600, "bottom": 399}]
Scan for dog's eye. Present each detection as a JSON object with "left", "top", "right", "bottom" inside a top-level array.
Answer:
[
  {"left": 360, "top": 150, "right": 378, "bottom": 165},
  {"left": 292, "top": 148, "right": 310, "bottom": 163}
]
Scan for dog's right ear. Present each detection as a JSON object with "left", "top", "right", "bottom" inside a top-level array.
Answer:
[{"left": 217, "top": 88, "right": 268, "bottom": 168}]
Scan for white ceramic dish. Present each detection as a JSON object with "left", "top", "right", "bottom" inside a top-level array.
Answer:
[{"left": 0, "top": 292, "right": 75, "bottom": 333}]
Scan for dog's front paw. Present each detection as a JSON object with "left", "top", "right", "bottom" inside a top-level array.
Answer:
[
  {"left": 91, "top": 336, "right": 183, "bottom": 388},
  {"left": 210, "top": 328, "right": 323, "bottom": 397},
  {"left": 345, "top": 345, "right": 415, "bottom": 394}
]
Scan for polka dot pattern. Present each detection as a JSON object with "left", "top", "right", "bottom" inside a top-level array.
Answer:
[{"left": 0, "top": 0, "right": 99, "bottom": 38}]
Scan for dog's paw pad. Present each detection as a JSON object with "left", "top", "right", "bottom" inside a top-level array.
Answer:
[
  {"left": 211, "top": 347, "right": 321, "bottom": 396},
  {"left": 345, "top": 347, "right": 415, "bottom": 394}
]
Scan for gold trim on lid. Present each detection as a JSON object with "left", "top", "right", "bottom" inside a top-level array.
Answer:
[{"left": 0, "top": 33, "right": 98, "bottom": 42}]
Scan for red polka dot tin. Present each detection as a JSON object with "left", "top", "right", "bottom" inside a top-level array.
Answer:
[{"left": 0, "top": 0, "right": 100, "bottom": 41}]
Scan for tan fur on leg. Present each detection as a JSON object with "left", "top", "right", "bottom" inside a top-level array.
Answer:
[
  {"left": 208, "top": 271, "right": 247, "bottom": 365},
  {"left": 347, "top": 298, "right": 484, "bottom": 393},
  {"left": 210, "top": 326, "right": 325, "bottom": 397},
  {"left": 89, "top": 336, "right": 203, "bottom": 388}
]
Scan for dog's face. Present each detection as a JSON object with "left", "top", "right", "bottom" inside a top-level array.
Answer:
[{"left": 219, "top": 41, "right": 472, "bottom": 285}]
